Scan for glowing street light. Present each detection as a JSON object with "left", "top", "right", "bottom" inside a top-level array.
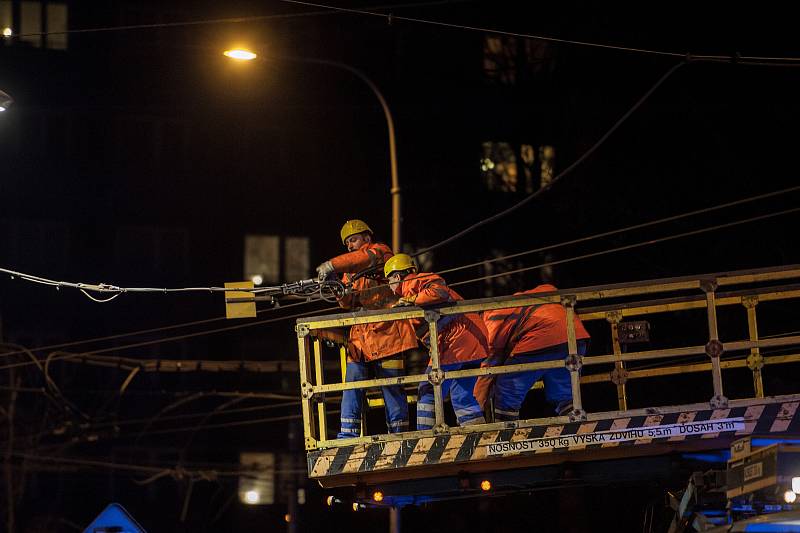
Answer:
[
  {"left": 243, "top": 490, "right": 261, "bottom": 505},
  {"left": 224, "top": 49, "right": 257, "bottom": 61},
  {"left": 2, "top": 27, "right": 12, "bottom": 37}
]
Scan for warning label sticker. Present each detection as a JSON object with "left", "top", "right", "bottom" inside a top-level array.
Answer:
[{"left": 486, "top": 417, "right": 745, "bottom": 456}]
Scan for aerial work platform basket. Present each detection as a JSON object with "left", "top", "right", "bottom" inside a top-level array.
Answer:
[{"left": 294, "top": 265, "right": 800, "bottom": 497}]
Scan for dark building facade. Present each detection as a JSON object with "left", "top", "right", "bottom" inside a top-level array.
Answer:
[{"left": 2, "top": 1, "right": 800, "bottom": 530}]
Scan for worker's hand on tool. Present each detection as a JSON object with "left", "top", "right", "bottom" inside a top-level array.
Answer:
[
  {"left": 316, "top": 261, "right": 335, "bottom": 281},
  {"left": 392, "top": 296, "right": 416, "bottom": 307}
]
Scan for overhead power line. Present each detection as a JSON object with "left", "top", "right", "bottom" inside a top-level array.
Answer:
[
  {"left": 274, "top": 0, "right": 800, "bottom": 63},
  {"left": 1, "top": 202, "right": 796, "bottom": 374},
  {"left": 0, "top": 59, "right": 721, "bottom": 306},
  {"left": 11, "top": 0, "right": 799, "bottom": 63},
  {"left": 10, "top": 451, "right": 290, "bottom": 479},
  {"left": 0, "top": 265, "right": 339, "bottom": 300},
  {"left": 2, "top": 183, "right": 796, "bottom": 364},
  {"left": 11, "top": 0, "right": 467, "bottom": 38},
  {"left": 438, "top": 184, "right": 800, "bottom": 278},
  {"left": 448, "top": 206, "right": 800, "bottom": 289},
  {"left": 414, "top": 60, "right": 688, "bottom": 257},
  {"left": 0, "top": 304, "right": 337, "bottom": 372},
  {"left": 0, "top": 287, "right": 333, "bottom": 361}
]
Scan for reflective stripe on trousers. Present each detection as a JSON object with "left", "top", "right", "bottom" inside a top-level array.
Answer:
[
  {"left": 417, "top": 362, "right": 485, "bottom": 430},
  {"left": 338, "top": 357, "right": 408, "bottom": 439}
]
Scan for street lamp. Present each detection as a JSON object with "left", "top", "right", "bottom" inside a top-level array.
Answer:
[
  {"left": 0, "top": 89, "right": 13, "bottom": 112},
  {"left": 223, "top": 49, "right": 403, "bottom": 252},
  {"left": 224, "top": 49, "right": 257, "bottom": 61}
]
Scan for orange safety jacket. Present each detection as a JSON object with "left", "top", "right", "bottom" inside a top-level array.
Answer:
[
  {"left": 397, "top": 272, "right": 488, "bottom": 365},
  {"left": 483, "top": 284, "right": 590, "bottom": 359},
  {"left": 474, "top": 284, "right": 590, "bottom": 410},
  {"left": 331, "top": 242, "right": 418, "bottom": 362}
]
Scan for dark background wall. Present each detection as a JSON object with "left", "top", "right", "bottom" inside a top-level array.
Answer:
[{"left": 1, "top": 1, "right": 800, "bottom": 531}]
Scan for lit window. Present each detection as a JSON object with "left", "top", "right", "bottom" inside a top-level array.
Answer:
[
  {"left": 245, "top": 235, "right": 310, "bottom": 284},
  {"left": 20, "top": 1, "right": 41, "bottom": 48},
  {"left": 284, "top": 236, "right": 310, "bottom": 280},
  {"left": 12, "top": 1, "right": 67, "bottom": 49},
  {"left": 540, "top": 145, "right": 555, "bottom": 188},
  {"left": 0, "top": 1, "right": 11, "bottom": 38},
  {"left": 238, "top": 452, "right": 275, "bottom": 506},
  {"left": 481, "top": 141, "right": 518, "bottom": 192},
  {"left": 46, "top": 2, "right": 68, "bottom": 50},
  {"left": 481, "top": 143, "right": 556, "bottom": 194},
  {"left": 483, "top": 36, "right": 555, "bottom": 85},
  {"left": 520, "top": 144, "right": 536, "bottom": 193},
  {"left": 245, "top": 235, "right": 280, "bottom": 285},
  {"left": 483, "top": 36, "right": 517, "bottom": 85}
]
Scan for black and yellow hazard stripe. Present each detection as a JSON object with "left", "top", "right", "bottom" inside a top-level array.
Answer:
[{"left": 308, "top": 399, "right": 800, "bottom": 479}]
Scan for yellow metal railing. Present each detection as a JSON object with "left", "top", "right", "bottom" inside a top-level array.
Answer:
[{"left": 296, "top": 265, "right": 800, "bottom": 451}]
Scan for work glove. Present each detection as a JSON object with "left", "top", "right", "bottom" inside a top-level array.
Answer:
[
  {"left": 316, "top": 261, "right": 335, "bottom": 281},
  {"left": 392, "top": 295, "right": 417, "bottom": 307}
]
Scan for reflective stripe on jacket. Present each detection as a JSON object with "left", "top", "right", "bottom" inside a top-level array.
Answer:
[
  {"left": 483, "top": 284, "right": 590, "bottom": 358},
  {"left": 330, "top": 242, "right": 417, "bottom": 362},
  {"left": 398, "top": 272, "right": 488, "bottom": 365}
]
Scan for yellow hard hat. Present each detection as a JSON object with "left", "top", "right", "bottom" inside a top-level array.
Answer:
[
  {"left": 384, "top": 253, "right": 416, "bottom": 278},
  {"left": 340, "top": 219, "right": 372, "bottom": 244}
]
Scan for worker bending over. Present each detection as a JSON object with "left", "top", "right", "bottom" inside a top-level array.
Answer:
[
  {"left": 384, "top": 254, "right": 488, "bottom": 430},
  {"left": 474, "top": 283, "right": 590, "bottom": 420}
]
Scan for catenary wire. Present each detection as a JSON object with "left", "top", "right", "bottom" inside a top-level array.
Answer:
[
  {"left": 437, "top": 184, "right": 800, "bottom": 278},
  {"left": 0, "top": 396, "right": 302, "bottom": 445},
  {"left": 447, "top": 206, "right": 800, "bottom": 289},
  {"left": 9, "top": 451, "right": 289, "bottom": 478},
  {"left": 0, "top": 304, "right": 337, "bottom": 372},
  {"left": 1, "top": 180, "right": 794, "bottom": 368},
  {"left": 11, "top": 0, "right": 467, "bottom": 38},
  {"left": 0, "top": 55, "right": 794, "bottom": 362},
  {"left": 0, "top": 295, "right": 332, "bottom": 361},
  {"left": 273, "top": 0, "right": 800, "bottom": 63},
  {"left": 2, "top": 181, "right": 797, "bottom": 365},
  {"left": 0, "top": 59, "right": 691, "bottom": 301},
  {"left": 7, "top": 0, "right": 800, "bottom": 63},
  {"left": 87, "top": 401, "right": 299, "bottom": 431},
  {"left": 1, "top": 203, "right": 795, "bottom": 374},
  {"left": 414, "top": 60, "right": 688, "bottom": 257},
  {"left": 0, "top": 264, "right": 343, "bottom": 298},
  {"left": 0, "top": 47, "right": 789, "bottom": 308}
]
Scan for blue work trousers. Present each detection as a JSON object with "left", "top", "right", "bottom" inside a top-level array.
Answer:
[
  {"left": 417, "top": 362, "right": 485, "bottom": 430},
  {"left": 338, "top": 357, "right": 408, "bottom": 439},
  {"left": 494, "top": 341, "right": 588, "bottom": 420}
]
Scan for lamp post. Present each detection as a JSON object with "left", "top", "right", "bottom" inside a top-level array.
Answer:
[{"left": 223, "top": 49, "right": 402, "bottom": 252}]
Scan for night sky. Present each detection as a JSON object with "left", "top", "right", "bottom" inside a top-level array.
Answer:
[{"left": 1, "top": 1, "right": 800, "bottom": 531}]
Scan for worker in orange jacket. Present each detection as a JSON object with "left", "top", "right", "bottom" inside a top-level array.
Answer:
[
  {"left": 315, "top": 220, "right": 418, "bottom": 438},
  {"left": 474, "top": 284, "right": 590, "bottom": 420},
  {"left": 384, "top": 254, "right": 488, "bottom": 430}
]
